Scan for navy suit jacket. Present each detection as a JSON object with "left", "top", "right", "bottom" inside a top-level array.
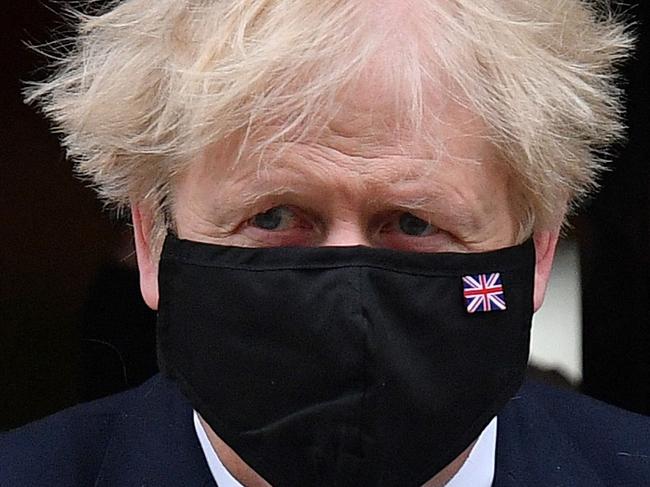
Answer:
[{"left": 1, "top": 374, "right": 648, "bottom": 486}]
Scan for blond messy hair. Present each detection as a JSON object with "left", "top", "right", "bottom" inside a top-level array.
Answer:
[{"left": 26, "top": 0, "right": 634, "bottom": 248}]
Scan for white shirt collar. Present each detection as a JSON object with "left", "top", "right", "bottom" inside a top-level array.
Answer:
[
  {"left": 194, "top": 411, "right": 496, "bottom": 486},
  {"left": 444, "top": 417, "right": 496, "bottom": 487}
]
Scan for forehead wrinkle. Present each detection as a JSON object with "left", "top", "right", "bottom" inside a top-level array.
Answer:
[
  {"left": 236, "top": 156, "right": 358, "bottom": 208},
  {"left": 231, "top": 151, "right": 419, "bottom": 215},
  {"left": 209, "top": 118, "right": 496, "bottom": 219},
  {"left": 244, "top": 138, "right": 462, "bottom": 210},
  {"left": 320, "top": 125, "right": 431, "bottom": 161}
]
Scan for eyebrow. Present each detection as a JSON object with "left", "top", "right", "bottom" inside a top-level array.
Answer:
[{"left": 239, "top": 186, "right": 301, "bottom": 208}]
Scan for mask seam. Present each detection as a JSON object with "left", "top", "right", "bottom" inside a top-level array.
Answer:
[
  {"left": 352, "top": 265, "right": 374, "bottom": 480},
  {"left": 358, "top": 266, "right": 371, "bottom": 467}
]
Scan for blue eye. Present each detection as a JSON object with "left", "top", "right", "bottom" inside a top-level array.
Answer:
[
  {"left": 251, "top": 207, "right": 293, "bottom": 230},
  {"left": 398, "top": 213, "right": 435, "bottom": 236}
]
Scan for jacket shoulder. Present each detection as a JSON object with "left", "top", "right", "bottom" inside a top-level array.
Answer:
[
  {"left": 524, "top": 381, "right": 650, "bottom": 452},
  {"left": 0, "top": 378, "right": 154, "bottom": 486},
  {"left": 496, "top": 381, "right": 650, "bottom": 486}
]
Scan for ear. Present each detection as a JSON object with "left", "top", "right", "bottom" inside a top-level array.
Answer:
[
  {"left": 532, "top": 230, "right": 560, "bottom": 312},
  {"left": 132, "top": 204, "right": 159, "bottom": 310}
]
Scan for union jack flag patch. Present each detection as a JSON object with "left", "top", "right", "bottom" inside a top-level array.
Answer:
[{"left": 462, "top": 273, "right": 507, "bottom": 313}]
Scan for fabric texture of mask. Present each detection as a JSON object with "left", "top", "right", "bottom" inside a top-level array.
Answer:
[{"left": 157, "top": 235, "right": 535, "bottom": 487}]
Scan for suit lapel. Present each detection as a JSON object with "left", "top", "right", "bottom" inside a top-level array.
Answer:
[{"left": 94, "top": 374, "right": 216, "bottom": 486}]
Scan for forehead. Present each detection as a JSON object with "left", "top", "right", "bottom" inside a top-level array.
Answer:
[
  {"left": 185, "top": 86, "right": 505, "bottom": 216},
  {"left": 323, "top": 88, "right": 490, "bottom": 164},
  {"left": 231, "top": 86, "right": 496, "bottom": 187}
]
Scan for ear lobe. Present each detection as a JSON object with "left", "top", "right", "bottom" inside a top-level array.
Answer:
[
  {"left": 132, "top": 205, "right": 160, "bottom": 310},
  {"left": 532, "top": 230, "right": 560, "bottom": 312}
]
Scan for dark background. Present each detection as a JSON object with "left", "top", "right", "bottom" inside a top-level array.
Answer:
[{"left": 2, "top": 1, "right": 648, "bottom": 431}]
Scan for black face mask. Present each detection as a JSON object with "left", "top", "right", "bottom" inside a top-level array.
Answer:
[{"left": 157, "top": 235, "right": 535, "bottom": 487}]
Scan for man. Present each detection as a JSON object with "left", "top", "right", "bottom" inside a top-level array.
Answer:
[{"left": 2, "top": 0, "right": 648, "bottom": 485}]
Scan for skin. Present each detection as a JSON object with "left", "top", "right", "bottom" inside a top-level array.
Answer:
[{"left": 132, "top": 84, "right": 559, "bottom": 486}]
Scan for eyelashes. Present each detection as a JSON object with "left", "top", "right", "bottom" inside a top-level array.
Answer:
[
  {"left": 250, "top": 206, "right": 297, "bottom": 231},
  {"left": 395, "top": 212, "right": 438, "bottom": 237},
  {"left": 247, "top": 206, "right": 440, "bottom": 238}
]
